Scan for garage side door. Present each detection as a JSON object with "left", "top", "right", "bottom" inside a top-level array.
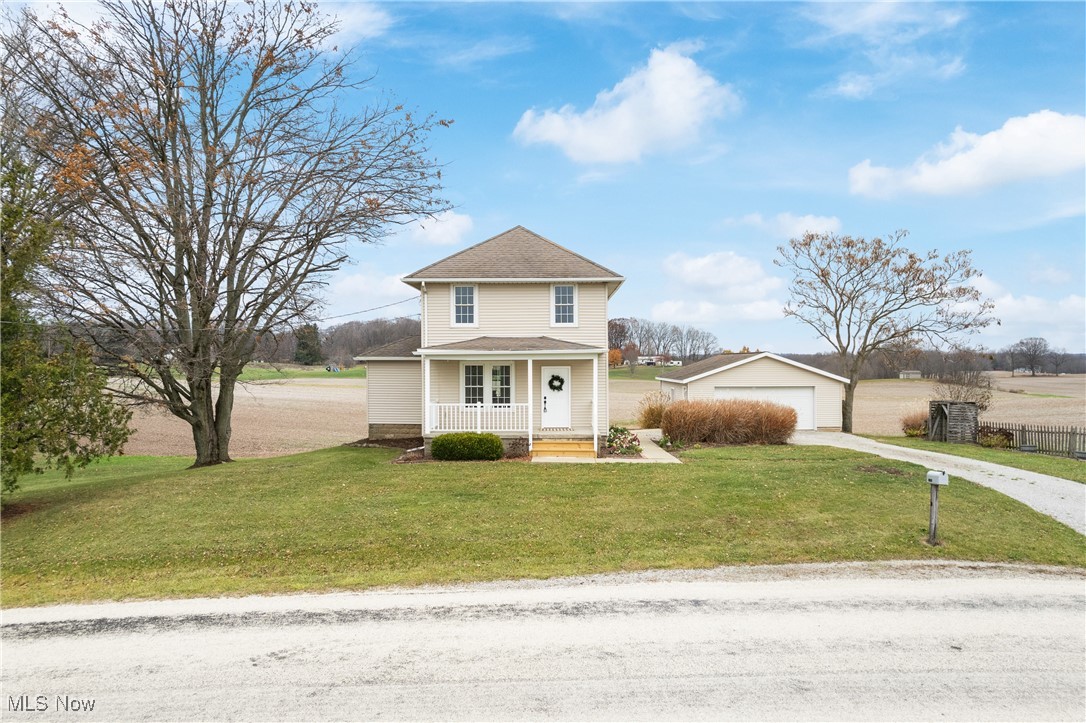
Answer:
[{"left": 713, "top": 386, "right": 816, "bottom": 430}]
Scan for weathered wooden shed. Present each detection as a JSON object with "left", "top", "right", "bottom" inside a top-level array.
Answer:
[{"left": 928, "top": 400, "right": 978, "bottom": 443}]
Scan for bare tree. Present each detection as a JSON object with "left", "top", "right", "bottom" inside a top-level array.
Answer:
[
  {"left": 1011, "top": 337, "right": 1050, "bottom": 376},
  {"left": 776, "top": 230, "right": 995, "bottom": 432},
  {"left": 608, "top": 318, "right": 631, "bottom": 351},
  {"left": 931, "top": 347, "right": 994, "bottom": 412},
  {"left": 644, "top": 320, "right": 675, "bottom": 357},
  {"left": 5, "top": 0, "right": 449, "bottom": 466},
  {"left": 1049, "top": 347, "right": 1070, "bottom": 376}
]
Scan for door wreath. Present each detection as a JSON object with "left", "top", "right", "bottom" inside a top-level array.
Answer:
[{"left": 548, "top": 374, "right": 565, "bottom": 392}]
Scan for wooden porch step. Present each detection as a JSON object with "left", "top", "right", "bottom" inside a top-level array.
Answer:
[{"left": 531, "top": 440, "right": 597, "bottom": 459}]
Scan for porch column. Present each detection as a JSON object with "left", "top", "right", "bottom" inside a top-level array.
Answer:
[
  {"left": 423, "top": 355, "right": 431, "bottom": 435},
  {"left": 592, "top": 354, "right": 599, "bottom": 453},
  {"left": 527, "top": 358, "right": 533, "bottom": 452}
]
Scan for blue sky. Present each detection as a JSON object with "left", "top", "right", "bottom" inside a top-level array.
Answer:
[{"left": 50, "top": 1, "right": 1086, "bottom": 353}]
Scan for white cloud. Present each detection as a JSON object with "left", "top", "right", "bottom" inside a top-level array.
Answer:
[
  {"left": 442, "top": 37, "right": 532, "bottom": 68},
  {"left": 970, "top": 276, "right": 1086, "bottom": 351},
  {"left": 850, "top": 111, "right": 1086, "bottom": 198},
  {"left": 804, "top": 3, "right": 965, "bottom": 46},
  {"left": 325, "top": 2, "right": 393, "bottom": 45},
  {"left": 1027, "top": 266, "right": 1072, "bottom": 286},
  {"left": 803, "top": 3, "right": 967, "bottom": 99},
  {"left": 324, "top": 264, "right": 418, "bottom": 321},
  {"left": 651, "top": 298, "right": 784, "bottom": 324},
  {"left": 513, "top": 42, "right": 741, "bottom": 164},
  {"left": 651, "top": 251, "right": 786, "bottom": 325},
  {"left": 402, "top": 210, "right": 474, "bottom": 246},
  {"left": 730, "top": 212, "right": 842, "bottom": 239},
  {"left": 663, "top": 251, "right": 784, "bottom": 300}
]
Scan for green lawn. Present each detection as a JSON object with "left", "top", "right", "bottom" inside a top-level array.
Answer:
[
  {"left": 610, "top": 365, "right": 673, "bottom": 381},
  {"left": 235, "top": 363, "right": 367, "bottom": 381},
  {"left": 3, "top": 445, "right": 1082, "bottom": 608},
  {"left": 871, "top": 436, "right": 1086, "bottom": 483}
]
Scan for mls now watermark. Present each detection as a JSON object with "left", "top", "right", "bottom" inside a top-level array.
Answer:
[{"left": 8, "top": 695, "right": 96, "bottom": 713}]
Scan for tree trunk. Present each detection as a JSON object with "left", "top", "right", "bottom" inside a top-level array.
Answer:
[
  {"left": 188, "top": 375, "right": 233, "bottom": 467},
  {"left": 842, "top": 381, "right": 858, "bottom": 433},
  {"left": 214, "top": 373, "right": 236, "bottom": 463}
]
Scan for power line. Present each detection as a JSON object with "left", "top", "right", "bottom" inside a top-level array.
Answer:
[
  {"left": 0, "top": 295, "right": 421, "bottom": 330},
  {"left": 317, "top": 295, "right": 419, "bottom": 322}
]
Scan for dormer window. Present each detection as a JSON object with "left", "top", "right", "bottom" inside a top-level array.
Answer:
[
  {"left": 552, "top": 284, "right": 577, "bottom": 326},
  {"left": 452, "top": 285, "right": 477, "bottom": 326}
]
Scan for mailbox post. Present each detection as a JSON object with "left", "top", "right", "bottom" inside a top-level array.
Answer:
[{"left": 926, "top": 470, "right": 949, "bottom": 545}]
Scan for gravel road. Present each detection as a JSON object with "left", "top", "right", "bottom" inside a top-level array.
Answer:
[
  {"left": 3, "top": 562, "right": 1084, "bottom": 721},
  {"left": 793, "top": 431, "right": 1086, "bottom": 535}
]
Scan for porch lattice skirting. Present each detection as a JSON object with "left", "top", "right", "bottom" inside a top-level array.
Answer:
[{"left": 429, "top": 403, "right": 529, "bottom": 434}]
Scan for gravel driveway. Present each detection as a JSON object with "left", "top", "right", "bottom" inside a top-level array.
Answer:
[{"left": 793, "top": 431, "right": 1086, "bottom": 535}]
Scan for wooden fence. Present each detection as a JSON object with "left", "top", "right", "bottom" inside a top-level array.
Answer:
[{"left": 979, "top": 422, "right": 1086, "bottom": 459}]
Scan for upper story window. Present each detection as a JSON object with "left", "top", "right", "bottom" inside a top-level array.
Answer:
[
  {"left": 552, "top": 284, "right": 576, "bottom": 326},
  {"left": 452, "top": 285, "right": 477, "bottom": 326}
]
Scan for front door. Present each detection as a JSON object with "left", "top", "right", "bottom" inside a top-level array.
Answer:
[{"left": 541, "top": 365, "right": 571, "bottom": 429}]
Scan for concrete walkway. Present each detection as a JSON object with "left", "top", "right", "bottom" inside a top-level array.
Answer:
[
  {"left": 793, "top": 431, "right": 1086, "bottom": 535},
  {"left": 531, "top": 429, "right": 681, "bottom": 464}
]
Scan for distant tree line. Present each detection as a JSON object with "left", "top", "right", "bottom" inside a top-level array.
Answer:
[
  {"left": 783, "top": 338, "right": 1084, "bottom": 381},
  {"left": 253, "top": 317, "right": 421, "bottom": 368},
  {"left": 608, "top": 318, "right": 720, "bottom": 362}
]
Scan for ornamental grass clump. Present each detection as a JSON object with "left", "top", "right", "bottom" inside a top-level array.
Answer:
[
  {"left": 900, "top": 409, "right": 929, "bottom": 437},
  {"left": 636, "top": 391, "right": 671, "bottom": 429},
  {"left": 660, "top": 399, "right": 796, "bottom": 446},
  {"left": 430, "top": 432, "right": 504, "bottom": 461}
]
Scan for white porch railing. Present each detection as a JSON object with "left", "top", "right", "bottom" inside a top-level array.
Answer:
[{"left": 429, "top": 403, "right": 529, "bottom": 434}]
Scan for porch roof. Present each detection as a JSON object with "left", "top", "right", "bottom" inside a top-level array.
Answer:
[
  {"left": 420, "top": 336, "right": 604, "bottom": 356},
  {"left": 352, "top": 333, "right": 422, "bottom": 361}
]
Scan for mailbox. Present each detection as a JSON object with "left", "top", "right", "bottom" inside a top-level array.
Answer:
[{"left": 926, "top": 470, "right": 949, "bottom": 486}]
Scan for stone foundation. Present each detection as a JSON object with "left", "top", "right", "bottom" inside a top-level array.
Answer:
[{"left": 368, "top": 423, "right": 422, "bottom": 440}]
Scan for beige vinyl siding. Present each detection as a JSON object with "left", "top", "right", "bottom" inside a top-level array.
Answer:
[
  {"left": 659, "top": 380, "right": 686, "bottom": 402},
  {"left": 424, "top": 283, "right": 608, "bottom": 347},
  {"left": 679, "top": 357, "right": 843, "bottom": 430},
  {"left": 366, "top": 360, "right": 422, "bottom": 425},
  {"left": 428, "top": 360, "right": 529, "bottom": 406}
]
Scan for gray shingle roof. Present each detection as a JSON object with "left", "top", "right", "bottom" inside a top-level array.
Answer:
[
  {"left": 654, "top": 353, "right": 759, "bottom": 381},
  {"left": 402, "top": 226, "right": 623, "bottom": 283},
  {"left": 423, "top": 336, "right": 602, "bottom": 352},
  {"left": 353, "top": 334, "right": 422, "bottom": 360}
]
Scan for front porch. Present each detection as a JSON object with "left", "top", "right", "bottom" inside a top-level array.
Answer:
[{"left": 419, "top": 337, "right": 608, "bottom": 455}]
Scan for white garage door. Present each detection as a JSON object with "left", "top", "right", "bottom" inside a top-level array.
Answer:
[{"left": 713, "top": 386, "right": 816, "bottom": 430}]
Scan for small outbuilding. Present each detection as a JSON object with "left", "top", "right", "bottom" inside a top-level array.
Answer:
[{"left": 656, "top": 352, "right": 848, "bottom": 431}]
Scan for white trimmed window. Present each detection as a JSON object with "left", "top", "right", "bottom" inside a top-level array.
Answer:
[
  {"left": 463, "top": 364, "right": 484, "bottom": 404},
  {"left": 462, "top": 363, "right": 514, "bottom": 405},
  {"left": 552, "top": 284, "right": 577, "bottom": 326},
  {"left": 452, "top": 285, "right": 477, "bottom": 326}
]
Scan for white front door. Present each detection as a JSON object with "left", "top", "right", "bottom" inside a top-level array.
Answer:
[{"left": 541, "top": 365, "right": 571, "bottom": 429}]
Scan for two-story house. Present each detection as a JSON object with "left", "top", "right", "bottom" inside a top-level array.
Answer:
[{"left": 356, "top": 226, "right": 624, "bottom": 458}]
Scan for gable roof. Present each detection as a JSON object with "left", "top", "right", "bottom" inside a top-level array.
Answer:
[
  {"left": 401, "top": 226, "right": 624, "bottom": 294},
  {"left": 656, "top": 351, "right": 850, "bottom": 385},
  {"left": 353, "top": 333, "right": 422, "bottom": 361}
]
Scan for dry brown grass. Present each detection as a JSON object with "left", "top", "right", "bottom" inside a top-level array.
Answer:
[
  {"left": 661, "top": 399, "right": 797, "bottom": 445},
  {"left": 636, "top": 391, "right": 671, "bottom": 429},
  {"left": 900, "top": 409, "right": 929, "bottom": 437}
]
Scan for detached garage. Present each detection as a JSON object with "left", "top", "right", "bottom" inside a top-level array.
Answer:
[{"left": 656, "top": 352, "right": 848, "bottom": 431}]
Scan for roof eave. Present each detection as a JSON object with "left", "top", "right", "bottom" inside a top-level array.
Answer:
[
  {"left": 402, "top": 276, "right": 625, "bottom": 284},
  {"left": 418, "top": 348, "right": 607, "bottom": 358}
]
